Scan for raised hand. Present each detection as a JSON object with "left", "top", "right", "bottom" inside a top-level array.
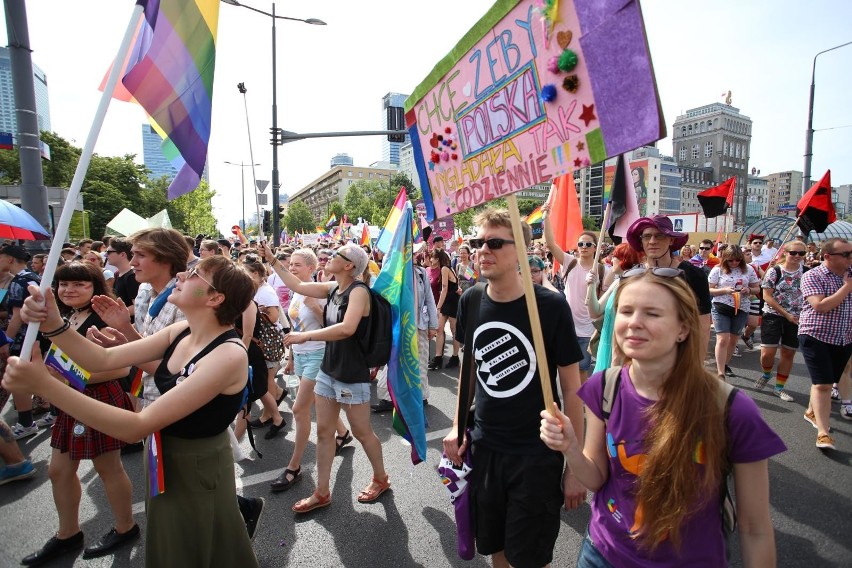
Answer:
[{"left": 91, "top": 295, "right": 131, "bottom": 329}]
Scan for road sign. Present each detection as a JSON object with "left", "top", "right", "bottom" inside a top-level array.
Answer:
[
  {"left": 256, "top": 180, "right": 270, "bottom": 193},
  {"left": 257, "top": 194, "right": 268, "bottom": 206},
  {"left": 778, "top": 204, "right": 797, "bottom": 211}
]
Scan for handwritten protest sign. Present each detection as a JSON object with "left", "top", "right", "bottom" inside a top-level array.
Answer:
[{"left": 406, "top": 0, "right": 665, "bottom": 221}]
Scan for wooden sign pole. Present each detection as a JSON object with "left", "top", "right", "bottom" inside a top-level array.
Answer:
[{"left": 506, "top": 194, "right": 555, "bottom": 412}]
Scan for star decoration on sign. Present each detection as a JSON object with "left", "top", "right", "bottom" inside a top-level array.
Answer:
[
  {"left": 579, "top": 104, "right": 596, "bottom": 127},
  {"left": 574, "top": 157, "right": 582, "bottom": 168},
  {"left": 576, "top": 141, "right": 585, "bottom": 151}
]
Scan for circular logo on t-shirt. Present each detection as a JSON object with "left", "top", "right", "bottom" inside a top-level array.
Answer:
[{"left": 471, "top": 322, "right": 536, "bottom": 398}]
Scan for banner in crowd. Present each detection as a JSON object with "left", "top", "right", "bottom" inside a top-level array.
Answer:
[{"left": 406, "top": 0, "right": 664, "bottom": 221}]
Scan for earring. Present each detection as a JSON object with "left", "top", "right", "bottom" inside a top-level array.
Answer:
[{"left": 677, "top": 336, "right": 686, "bottom": 343}]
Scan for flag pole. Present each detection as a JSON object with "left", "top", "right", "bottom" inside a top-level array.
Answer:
[
  {"left": 18, "top": 4, "right": 144, "bottom": 361},
  {"left": 506, "top": 194, "right": 555, "bottom": 412},
  {"left": 768, "top": 217, "right": 802, "bottom": 266},
  {"left": 594, "top": 201, "right": 613, "bottom": 266}
]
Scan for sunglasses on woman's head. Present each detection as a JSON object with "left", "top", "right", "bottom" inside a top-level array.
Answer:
[
  {"left": 468, "top": 238, "right": 515, "bottom": 250},
  {"left": 621, "top": 267, "right": 684, "bottom": 279}
]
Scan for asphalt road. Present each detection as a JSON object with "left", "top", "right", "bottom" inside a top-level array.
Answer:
[{"left": 1, "top": 332, "right": 850, "bottom": 567}]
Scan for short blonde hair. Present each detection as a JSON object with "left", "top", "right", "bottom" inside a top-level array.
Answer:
[{"left": 472, "top": 208, "right": 532, "bottom": 247}]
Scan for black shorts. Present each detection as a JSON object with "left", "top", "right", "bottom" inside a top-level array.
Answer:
[
  {"left": 761, "top": 313, "right": 799, "bottom": 349},
  {"left": 470, "top": 444, "right": 563, "bottom": 568},
  {"left": 798, "top": 335, "right": 852, "bottom": 386}
]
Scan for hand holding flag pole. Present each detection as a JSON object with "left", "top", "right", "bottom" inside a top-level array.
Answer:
[{"left": 18, "top": 5, "right": 145, "bottom": 361}]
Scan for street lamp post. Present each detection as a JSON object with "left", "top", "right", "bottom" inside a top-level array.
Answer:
[
  {"left": 803, "top": 40, "right": 852, "bottom": 194},
  {"left": 224, "top": 161, "right": 260, "bottom": 231},
  {"left": 222, "top": 1, "right": 326, "bottom": 246}
]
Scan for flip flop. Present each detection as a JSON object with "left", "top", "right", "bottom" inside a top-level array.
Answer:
[
  {"left": 335, "top": 430, "right": 353, "bottom": 456},
  {"left": 357, "top": 475, "right": 390, "bottom": 503},
  {"left": 292, "top": 491, "right": 331, "bottom": 513}
]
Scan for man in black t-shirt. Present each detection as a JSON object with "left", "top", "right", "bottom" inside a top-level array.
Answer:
[
  {"left": 625, "top": 216, "right": 712, "bottom": 354},
  {"left": 443, "top": 208, "right": 584, "bottom": 568},
  {"left": 106, "top": 238, "right": 139, "bottom": 319}
]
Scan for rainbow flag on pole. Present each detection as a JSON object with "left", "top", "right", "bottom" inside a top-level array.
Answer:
[
  {"left": 43, "top": 345, "right": 91, "bottom": 392},
  {"left": 325, "top": 213, "right": 337, "bottom": 228},
  {"left": 108, "top": 0, "right": 220, "bottom": 199},
  {"left": 372, "top": 201, "right": 426, "bottom": 464},
  {"left": 524, "top": 204, "right": 544, "bottom": 224},
  {"left": 146, "top": 431, "right": 166, "bottom": 497},
  {"left": 375, "top": 188, "right": 408, "bottom": 254}
]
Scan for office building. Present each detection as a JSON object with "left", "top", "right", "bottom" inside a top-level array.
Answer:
[
  {"left": 142, "top": 124, "right": 208, "bottom": 185},
  {"left": 381, "top": 92, "right": 410, "bottom": 165},
  {"left": 746, "top": 175, "right": 769, "bottom": 223},
  {"left": 0, "top": 46, "right": 51, "bottom": 136},
  {"left": 289, "top": 164, "right": 398, "bottom": 221},
  {"left": 765, "top": 170, "right": 803, "bottom": 218},
  {"left": 330, "top": 153, "right": 353, "bottom": 168},
  {"left": 672, "top": 101, "right": 752, "bottom": 225}
]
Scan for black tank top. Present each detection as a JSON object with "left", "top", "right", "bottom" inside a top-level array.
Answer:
[
  {"left": 155, "top": 328, "right": 246, "bottom": 438},
  {"left": 320, "top": 281, "right": 371, "bottom": 383}
]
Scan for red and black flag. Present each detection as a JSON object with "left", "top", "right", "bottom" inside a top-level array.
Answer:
[
  {"left": 796, "top": 170, "right": 835, "bottom": 234},
  {"left": 697, "top": 177, "right": 736, "bottom": 218},
  {"left": 607, "top": 154, "right": 639, "bottom": 244}
]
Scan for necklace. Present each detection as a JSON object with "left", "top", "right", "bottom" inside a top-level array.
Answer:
[{"left": 68, "top": 307, "right": 91, "bottom": 329}]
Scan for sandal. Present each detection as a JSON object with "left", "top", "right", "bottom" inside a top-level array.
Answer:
[
  {"left": 357, "top": 475, "right": 390, "bottom": 503},
  {"left": 335, "top": 430, "right": 353, "bottom": 456},
  {"left": 292, "top": 490, "right": 331, "bottom": 513},
  {"left": 270, "top": 467, "right": 301, "bottom": 492}
]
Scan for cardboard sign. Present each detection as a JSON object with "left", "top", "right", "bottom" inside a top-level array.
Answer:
[{"left": 406, "top": 0, "right": 664, "bottom": 221}]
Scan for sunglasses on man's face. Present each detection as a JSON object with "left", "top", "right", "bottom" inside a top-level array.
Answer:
[
  {"left": 468, "top": 238, "right": 515, "bottom": 250},
  {"left": 576, "top": 242, "right": 595, "bottom": 248},
  {"left": 699, "top": 247, "right": 712, "bottom": 251},
  {"left": 826, "top": 251, "right": 852, "bottom": 258}
]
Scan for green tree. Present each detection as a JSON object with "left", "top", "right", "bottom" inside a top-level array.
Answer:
[
  {"left": 83, "top": 180, "right": 127, "bottom": 238},
  {"left": 0, "top": 147, "right": 21, "bottom": 184},
  {"left": 328, "top": 201, "right": 345, "bottom": 224},
  {"left": 582, "top": 215, "right": 599, "bottom": 230},
  {"left": 342, "top": 184, "right": 374, "bottom": 224},
  {"left": 284, "top": 200, "right": 315, "bottom": 233},
  {"left": 85, "top": 154, "right": 147, "bottom": 212},
  {"left": 453, "top": 198, "right": 507, "bottom": 236},
  {"left": 40, "top": 131, "right": 80, "bottom": 188}
]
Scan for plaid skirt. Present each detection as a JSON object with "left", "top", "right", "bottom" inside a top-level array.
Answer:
[{"left": 51, "top": 379, "right": 134, "bottom": 460}]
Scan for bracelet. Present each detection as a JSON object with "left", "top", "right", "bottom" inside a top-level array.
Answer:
[
  {"left": 270, "top": 258, "right": 279, "bottom": 267},
  {"left": 41, "top": 318, "right": 70, "bottom": 338}
]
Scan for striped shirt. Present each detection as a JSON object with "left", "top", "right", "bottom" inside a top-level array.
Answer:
[
  {"left": 134, "top": 279, "right": 186, "bottom": 407},
  {"left": 798, "top": 265, "right": 852, "bottom": 346}
]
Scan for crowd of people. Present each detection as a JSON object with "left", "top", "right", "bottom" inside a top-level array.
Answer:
[{"left": 0, "top": 214, "right": 848, "bottom": 566}]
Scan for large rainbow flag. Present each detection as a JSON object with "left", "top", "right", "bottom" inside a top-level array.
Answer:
[
  {"left": 110, "top": 0, "right": 219, "bottom": 199},
  {"left": 372, "top": 200, "right": 426, "bottom": 464}
]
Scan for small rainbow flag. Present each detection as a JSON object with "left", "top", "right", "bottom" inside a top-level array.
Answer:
[
  {"left": 524, "top": 204, "right": 544, "bottom": 224},
  {"left": 146, "top": 431, "right": 166, "bottom": 497},
  {"left": 463, "top": 264, "right": 478, "bottom": 281},
  {"left": 325, "top": 213, "right": 337, "bottom": 228},
  {"left": 360, "top": 223, "right": 371, "bottom": 247},
  {"left": 376, "top": 187, "right": 409, "bottom": 254},
  {"left": 129, "top": 368, "right": 145, "bottom": 398},
  {"left": 43, "top": 345, "right": 90, "bottom": 392}
]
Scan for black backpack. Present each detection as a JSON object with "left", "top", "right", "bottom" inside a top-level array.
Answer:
[
  {"left": 359, "top": 283, "right": 392, "bottom": 368},
  {"left": 233, "top": 303, "right": 270, "bottom": 404}
]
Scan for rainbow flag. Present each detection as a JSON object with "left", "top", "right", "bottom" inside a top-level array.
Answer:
[
  {"left": 372, "top": 201, "right": 426, "bottom": 464},
  {"left": 463, "top": 264, "right": 478, "bottom": 281},
  {"left": 43, "top": 345, "right": 90, "bottom": 392},
  {"left": 375, "top": 187, "right": 408, "bottom": 254},
  {"left": 114, "top": 0, "right": 220, "bottom": 199},
  {"left": 325, "top": 213, "right": 337, "bottom": 228},
  {"left": 524, "top": 204, "right": 544, "bottom": 224},
  {"left": 360, "top": 223, "right": 371, "bottom": 247},
  {"left": 129, "top": 368, "right": 145, "bottom": 397},
  {"left": 146, "top": 431, "right": 166, "bottom": 497}
]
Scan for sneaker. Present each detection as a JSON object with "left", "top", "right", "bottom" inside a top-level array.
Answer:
[
  {"left": 831, "top": 387, "right": 840, "bottom": 401},
  {"left": 0, "top": 459, "right": 35, "bottom": 486},
  {"left": 774, "top": 389, "right": 794, "bottom": 402},
  {"left": 741, "top": 335, "right": 755, "bottom": 351},
  {"left": 371, "top": 399, "right": 394, "bottom": 413},
  {"left": 731, "top": 347, "right": 741, "bottom": 358},
  {"left": 753, "top": 376, "right": 769, "bottom": 391},
  {"left": 445, "top": 355, "right": 460, "bottom": 369},
  {"left": 35, "top": 414, "right": 56, "bottom": 428},
  {"left": 816, "top": 433, "right": 836, "bottom": 450},
  {"left": 427, "top": 357, "right": 443, "bottom": 371},
  {"left": 240, "top": 497, "right": 265, "bottom": 542},
  {"left": 803, "top": 409, "right": 818, "bottom": 429},
  {"left": 725, "top": 365, "right": 735, "bottom": 377},
  {"left": 11, "top": 422, "right": 38, "bottom": 440},
  {"left": 841, "top": 405, "right": 852, "bottom": 421}
]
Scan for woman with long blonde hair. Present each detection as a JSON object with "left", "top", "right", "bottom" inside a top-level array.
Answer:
[{"left": 541, "top": 270, "right": 785, "bottom": 566}]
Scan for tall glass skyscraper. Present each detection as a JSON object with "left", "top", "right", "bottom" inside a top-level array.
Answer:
[
  {"left": 141, "top": 124, "right": 178, "bottom": 182},
  {"left": 381, "top": 92, "right": 409, "bottom": 165},
  {"left": 0, "top": 46, "right": 51, "bottom": 136}
]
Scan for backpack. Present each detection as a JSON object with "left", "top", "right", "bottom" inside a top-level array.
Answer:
[
  {"left": 252, "top": 303, "right": 285, "bottom": 362},
  {"left": 233, "top": 303, "right": 271, "bottom": 404},
  {"left": 600, "top": 367, "right": 739, "bottom": 540},
  {"left": 361, "top": 283, "right": 392, "bottom": 368}
]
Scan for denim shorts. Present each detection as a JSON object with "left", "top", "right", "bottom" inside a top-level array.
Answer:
[
  {"left": 293, "top": 348, "right": 324, "bottom": 381},
  {"left": 576, "top": 533, "right": 615, "bottom": 568},
  {"left": 711, "top": 304, "right": 748, "bottom": 335},
  {"left": 576, "top": 336, "right": 592, "bottom": 371},
  {"left": 314, "top": 369, "right": 372, "bottom": 404}
]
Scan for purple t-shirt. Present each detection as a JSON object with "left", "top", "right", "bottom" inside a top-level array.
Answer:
[{"left": 578, "top": 367, "right": 786, "bottom": 567}]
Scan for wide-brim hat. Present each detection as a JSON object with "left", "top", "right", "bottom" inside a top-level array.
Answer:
[{"left": 626, "top": 216, "right": 688, "bottom": 253}]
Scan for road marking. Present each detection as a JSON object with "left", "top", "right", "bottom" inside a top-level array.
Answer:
[{"left": 131, "top": 427, "right": 454, "bottom": 514}]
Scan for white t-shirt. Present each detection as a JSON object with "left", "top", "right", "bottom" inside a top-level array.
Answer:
[
  {"left": 561, "top": 253, "right": 596, "bottom": 337},
  {"left": 708, "top": 265, "right": 760, "bottom": 308},
  {"left": 287, "top": 292, "right": 326, "bottom": 354},
  {"left": 255, "top": 283, "right": 283, "bottom": 329}
]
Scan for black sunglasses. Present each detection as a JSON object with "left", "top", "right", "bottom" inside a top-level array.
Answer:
[
  {"left": 333, "top": 251, "right": 352, "bottom": 263},
  {"left": 826, "top": 251, "right": 852, "bottom": 258},
  {"left": 469, "top": 238, "right": 515, "bottom": 250},
  {"left": 621, "top": 267, "right": 684, "bottom": 279},
  {"left": 785, "top": 251, "right": 806, "bottom": 257},
  {"left": 698, "top": 246, "right": 712, "bottom": 251}
]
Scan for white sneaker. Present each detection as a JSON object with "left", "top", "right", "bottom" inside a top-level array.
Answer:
[
  {"left": 35, "top": 414, "right": 56, "bottom": 428},
  {"left": 732, "top": 347, "right": 741, "bottom": 357},
  {"left": 841, "top": 405, "right": 852, "bottom": 421},
  {"left": 11, "top": 423, "right": 38, "bottom": 440}
]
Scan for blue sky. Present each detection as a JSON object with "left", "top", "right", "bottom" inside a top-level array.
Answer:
[{"left": 2, "top": 1, "right": 851, "bottom": 235}]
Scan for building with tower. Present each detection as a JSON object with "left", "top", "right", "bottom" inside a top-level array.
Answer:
[
  {"left": 0, "top": 46, "right": 51, "bottom": 136},
  {"left": 672, "top": 100, "right": 752, "bottom": 226}
]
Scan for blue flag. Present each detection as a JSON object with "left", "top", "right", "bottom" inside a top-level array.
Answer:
[{"left": 372, "top": 201, "right": 427, "bottom": 464}]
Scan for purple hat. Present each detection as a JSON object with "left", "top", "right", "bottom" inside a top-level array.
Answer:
[{"left": 626, "top": 216, "right": 688, "bottom": 253}]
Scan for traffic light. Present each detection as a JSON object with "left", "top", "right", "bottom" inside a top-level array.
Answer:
[
  {"left": 262, "top": 210, "right": 271, "bottom": 232},
  {"left": 386, "top": 106, "right": 406, "bottom": 142}
]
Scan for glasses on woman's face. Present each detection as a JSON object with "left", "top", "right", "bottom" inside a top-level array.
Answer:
[
  {"left": 576, "top": 242, "right": 595, "bottom": 249},
  {"left": 621, "top": 267, "right": 684, "bottom": 279},
  {"left": 186, "top": 266, "right": 217, "bottom": 291},
  {"left": 333, "top": 251, "right": 352, "bottom": 263},
  {"left": 786, "top": 250, "right": 806, "bottom": 257},
  {"left": 318, "top": 257, "right": 329, "bottom": 263}
]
